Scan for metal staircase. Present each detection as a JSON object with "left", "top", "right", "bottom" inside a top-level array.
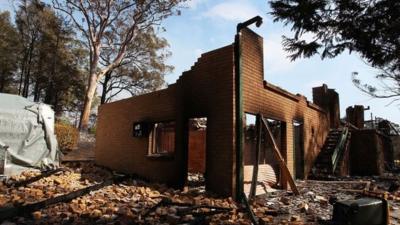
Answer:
[{"left": 311, "top": 127, "right": 351, "bottom": 178}]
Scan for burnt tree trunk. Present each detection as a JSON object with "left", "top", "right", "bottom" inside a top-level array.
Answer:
[
  {"left": 22, "top": 37, "right": 36, "bottom": 98},
  {"left": 0, "top": 72, "right": 5, "bottom": 92},
  {"left": 18, "top": 50, "right": 29, "bottom": 95},
  {"left": 101, "top": 71, "right": 112, "bottom": 105},
  {"left": 33, "top": 80, "right": 40, "bottom": 102}
]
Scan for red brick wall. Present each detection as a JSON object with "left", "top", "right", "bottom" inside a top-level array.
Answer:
[
  {"left": 188, "top": 129, "right": 206, "bottom": 173},
  {"left": 96, "top": 28, "right": 332, "bottom": 198},
  {"left": 240, "top": 28, "right": 330, "bottom": 181},
  {"left": 96, "top": 45, "right": 236, "bottom": 196},
  {"left": 96, "top": 86, "right": 181, "bottom": 184},
  {"left": 175, "top": 45, "right": 236, "bottom": 196}
]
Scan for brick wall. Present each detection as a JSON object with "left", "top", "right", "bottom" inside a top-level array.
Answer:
[
  {"left": 392, "top": 136, "right": 400, "bottom": 162},
  {"left": 346, "top": 105, "right": 365, "bottom": 128},
  {"left": 96, "top": 28, "right": 333, "bottom": 198},
  {"left": 188, "top": 129, "right": 206, "bottom": 173},
  {"left": 350, "top": 129, "right": 385, "bottom": 175},
  {"left": 240, "top": 28, "right": 330, "bottom": 181},
  {"left": 96, "top": 45, "right": 236, "bottom": 197},
  {"left": 96, "top": 86, "right": 181, "bottom": 185}
]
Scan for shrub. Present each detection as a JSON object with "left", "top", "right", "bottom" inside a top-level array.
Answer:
[{"left": 55, "top": 122, "right": 79, "bottom": 152}]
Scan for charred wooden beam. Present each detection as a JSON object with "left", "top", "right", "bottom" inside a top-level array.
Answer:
[
  {"left": 249, "top": 114, "right": 262, "bottom": 198},
  {"left": 7, "top": 168, "right": 67, "bottom": 188},
  {"left": 261, "top": 116, "right": 300, "bottom": 195},
  {"left": 242, "top": 192, "right": 259, "bottom": 225}
]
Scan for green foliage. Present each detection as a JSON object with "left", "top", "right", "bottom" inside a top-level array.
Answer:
[
  {"left": 55, "top": 122, "right": 79, "bottom": 152},
  {"left": 52, "top": 0, "right": 184, "bottom": 130},
  {"left": 0, "top": 1, "right": 88, "bottom": 117},
  {"left": 100, "top": 27, "right": 172, "bottom": 104},
  {"left": 270, "top": 0, "right": 400, "bottom": 101},
  {"left": 0, "top": 11, "right": 20, "bottom": 93},
  {"left": 1, "top": 0, "right": 183, "bottom": 130},
  {"left": 15, "top": 1, "right": 87, "bottom": 114}
]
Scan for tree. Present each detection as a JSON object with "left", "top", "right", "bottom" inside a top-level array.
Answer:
[
  {"left": 53, "top": 0, "right": 184, "bottom": 131},
  {"left": 15, "top": 0, "right": 45, "bottom": 97},
  {"left": 0, "top": 1, "right": 87, "bottom": 120},
  {"left": 0, "top": 11, "right": 20, "bottom": 93},
  {"left": 100, "top": 27, "right": 171, "bottom": 104},
  {"left": 269, "top": 0, "right": 400, "bottom": 102}
]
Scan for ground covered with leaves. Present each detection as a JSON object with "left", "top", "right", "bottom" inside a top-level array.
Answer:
[{"left": 0, "top": 163, "right": 399, "bottom": 225}]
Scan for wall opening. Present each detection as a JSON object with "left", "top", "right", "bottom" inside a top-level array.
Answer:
[
  {"left": 187, "top": 117, "right": 207, "bottom": 192},
  {"left": 243, "top": 113, "right": 287, "bottom": 196},
  {"left": 293, "top": 120, "right": 304, "bottom": 179},
  {"left": 148, "top": 121, "right": 176, "bottom": 156},
  {"left": 265, "top": 118, "right": 286, "bottom": 188}
]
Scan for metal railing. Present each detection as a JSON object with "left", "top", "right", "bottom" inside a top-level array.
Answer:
[{"left": 331, "top": 127, "right": 349, "bottom": 173}]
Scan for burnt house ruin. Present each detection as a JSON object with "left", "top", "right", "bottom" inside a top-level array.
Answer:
[{"left": 95, "top": 27, "right": 397, "bottom": 199}]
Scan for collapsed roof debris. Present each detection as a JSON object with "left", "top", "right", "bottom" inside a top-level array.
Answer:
[{"left": 0, "top": 163, "right": 399, "bottom": 224}]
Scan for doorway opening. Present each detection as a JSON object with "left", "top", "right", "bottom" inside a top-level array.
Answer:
[
  {"left": 293, "top": 120, "right": 304, "bottom": 179},
  {"left": 187, "top": 117, "right": 207, "bottom": 193},
  {"left": 263, "top": 117, "right": 286, "bottom": 188},
  {"left": 243, "top": 113, "right": 287, "bottom": 196}
]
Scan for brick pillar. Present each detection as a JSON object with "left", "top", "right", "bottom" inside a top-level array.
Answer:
[
  {"left": 346, "top": 105, "right": 365, "bottom": 129},
  {"left": 312, "top": 84, "right": 340, "bottom": 128}
]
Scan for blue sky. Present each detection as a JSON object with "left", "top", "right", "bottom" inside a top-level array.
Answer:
[
  {"left": 1, "top": 0, "right": 399, "bottom": 124},
  {"left": 160, "top": 0, "right": 400, "bottom": 124}
]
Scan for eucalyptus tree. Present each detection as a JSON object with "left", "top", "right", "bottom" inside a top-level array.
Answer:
[{"left": 53, "top": 0, "right": 184, "bottom": 130}]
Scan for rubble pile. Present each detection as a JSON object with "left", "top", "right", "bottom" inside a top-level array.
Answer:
[
  {"left": 0, "top": 163, "right": 244, "bottom": 225},
  {"left": 253, "top": 177, "right": 400, "bottom": 225},
  {"left": 0, "top": 163, "right": 112, "bottom": 207},
  {"left": 0, "top": 162, "right": 399, "bottom": 225}
]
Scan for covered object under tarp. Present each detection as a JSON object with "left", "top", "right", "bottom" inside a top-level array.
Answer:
[{"left": 0, "top": 93, "right": 60, "bottom": 176}]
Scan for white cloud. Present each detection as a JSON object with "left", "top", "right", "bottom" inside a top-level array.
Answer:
[
  {"left": 264, "top": 35, "right": 300, "bottom": 73},
  {"left": 203, "top": 1, "right": 261, "bottom": 22},
  {"left": 182, "top": 0, "right": 207, "bottom": 9}
]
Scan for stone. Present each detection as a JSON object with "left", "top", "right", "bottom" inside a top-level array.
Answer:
[
  {"left": 166, "top": 214, "right": 180, "bottom": 224},
  {"left": 259, "top": 216, "right": 273, "bottom": 225},
  {"left": 298, "top": 202, "right": 309, "bottom": 213},
  {"left": 54, "top": 178, "right": 63, "bottom": 185},
  {"left": 290, "top": 215, "right": 301, "bottom": 222},
  {"left": 32, "top": 211, "right": 42, "bottom": 220},
  {"left": 315, "top": 196, "right": 328, "bottom": 206},
  {"left": 91, "top": 209, "right": 102, "bottom": 217},
  {"left": 280, "top": 196, "right": 291, "bottom": 205},
  {"left": 148, "top": 190, "right": 160, "bottom": 198},
  {"left": 167, "top": 207, "right": 177, "bottom": 215}
]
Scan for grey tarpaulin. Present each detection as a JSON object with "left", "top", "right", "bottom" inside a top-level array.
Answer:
[{"left": 0, "top": 93, "right": 60, "bottom": 176}]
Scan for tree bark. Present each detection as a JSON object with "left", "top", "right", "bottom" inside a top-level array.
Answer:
[
  {"left": 22, "top": 38, "right": 36, "bottom": 98},
  {"left": 0, "top": 72, "right": 5, "bottom": 92},
  {"left": 18, "top": 50, "right": 28, "bottom": 95},
  {"left": 33, "top": 79, "right": 40, "bottom": 102},
  {"left": 79, "top": 73, "right": 98, "bottom": 131},
  {"left": 44, "top": 82, "right": 54, "bottom": 104}
]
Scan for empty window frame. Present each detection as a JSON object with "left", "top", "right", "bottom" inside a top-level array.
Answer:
[{"left": 148, "top": 121, "right": 176, "bottom": 155}]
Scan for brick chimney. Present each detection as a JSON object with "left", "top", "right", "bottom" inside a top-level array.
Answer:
[
  {"left": 312, "top": 84, "right": 340, "bottom": 128},
  {"left": 346, "top": 105, "right": 365, "bottom": 129}
]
